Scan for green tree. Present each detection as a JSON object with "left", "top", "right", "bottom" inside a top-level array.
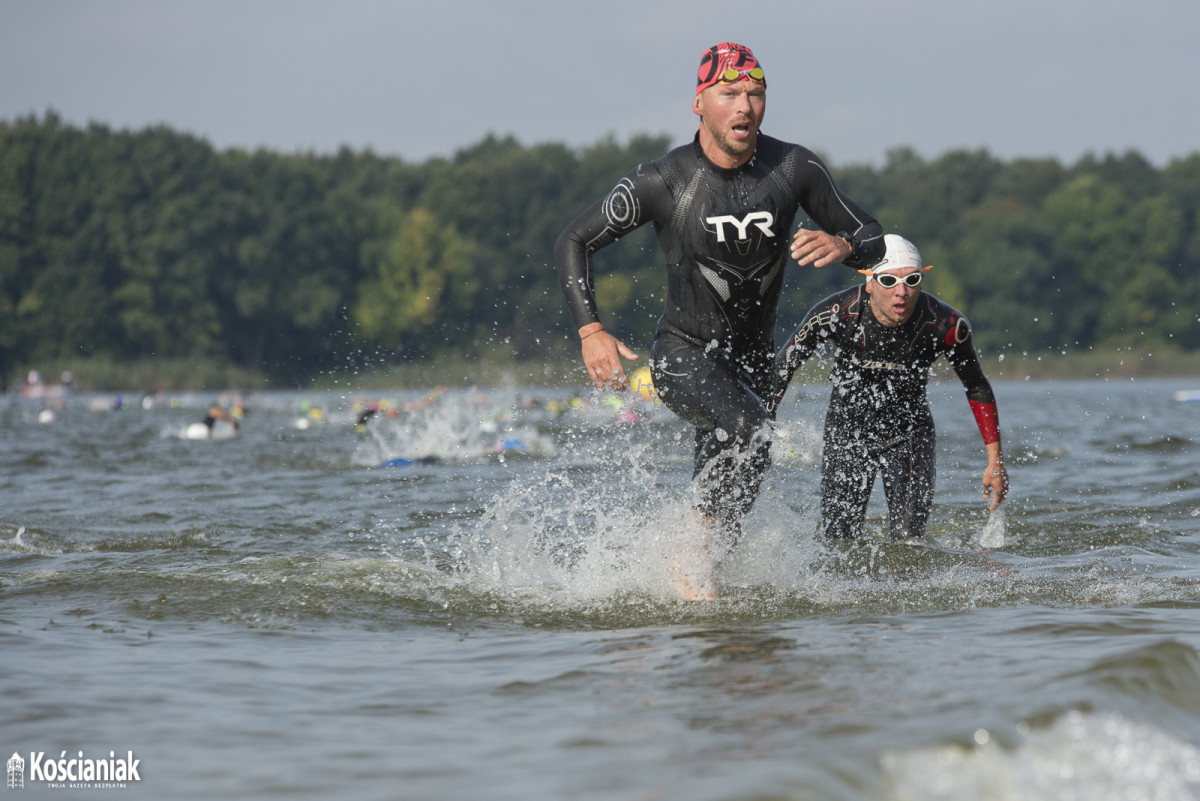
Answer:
[
  {"left": 352, "top": 203, "right": 478, "bottom": 354},
  {"left": 1042, "top": 173, "right": 1180, "bottom": 347},
  {"left": 951, "top": 198, "right": 1058, "bottom": 352}
]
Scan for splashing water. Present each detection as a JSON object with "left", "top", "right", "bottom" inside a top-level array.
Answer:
[
  {"left": 880, "top": 710, "right": 1200, "bottom": 801},
  {"left": 979, "top": 505, "right": 1007, "bottom": 549},
  {"left": 354, "top": 389, "right": 560, "bottom": 465}
]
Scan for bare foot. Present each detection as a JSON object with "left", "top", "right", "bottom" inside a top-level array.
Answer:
[{"left": 670, "top": 541, "right": 716, "bottom": 602}]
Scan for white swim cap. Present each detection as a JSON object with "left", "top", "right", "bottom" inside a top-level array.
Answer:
[{"left": 871, "top": 234, "right": 923, "bottom": 273}]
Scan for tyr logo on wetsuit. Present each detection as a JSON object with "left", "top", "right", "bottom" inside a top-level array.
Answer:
[{"left": 705, "top": 211, "right": 776, "bottom": 243}]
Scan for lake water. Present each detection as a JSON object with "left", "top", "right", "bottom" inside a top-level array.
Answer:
[{"left": 5, "top": 375, "right": 1200, "bottom": 800}]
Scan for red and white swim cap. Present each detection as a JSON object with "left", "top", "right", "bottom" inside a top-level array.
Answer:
[{"left": 696, "top": 42, "right": 766, "bottom": 95}]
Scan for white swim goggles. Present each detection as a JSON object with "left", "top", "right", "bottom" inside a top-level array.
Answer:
[{"left": 873, "top": 272, "right": 923, "bottom": 289}]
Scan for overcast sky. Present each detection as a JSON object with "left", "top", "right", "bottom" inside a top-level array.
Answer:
[{"left": 2, "top": 0, "right": 1194, "bottom": 168}]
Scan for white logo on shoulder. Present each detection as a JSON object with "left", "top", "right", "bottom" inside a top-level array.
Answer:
[{"left": 706, "top": 211, "right": 775, "bottom": 243}]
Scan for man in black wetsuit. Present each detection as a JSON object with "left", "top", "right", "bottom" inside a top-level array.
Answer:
[
  {"left": 555, "top": 42, "right": 884, "bottom": 596},
  {"left": 771, "top": 234, "right": 1009, "bottom": 540}
]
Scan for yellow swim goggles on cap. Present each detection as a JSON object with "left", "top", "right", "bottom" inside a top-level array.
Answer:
[{"left": 718, "top": 66, "right": 765, "bottom": 84}]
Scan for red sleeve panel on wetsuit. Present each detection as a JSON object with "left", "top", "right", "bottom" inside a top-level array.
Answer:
[
  {"left": 969, "top": 399, "right": 1000, "bottom": 445},
  {"left": 945, "top": 315, "right": 970, "bottom": 347}
]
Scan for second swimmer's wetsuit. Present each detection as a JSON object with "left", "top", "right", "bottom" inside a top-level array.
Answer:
[
  {"left": 771, "top": 286, "right": 999, "bottom": 539},
  {"left": 556, "top": 133, "right": 884, "bottom": 536}
]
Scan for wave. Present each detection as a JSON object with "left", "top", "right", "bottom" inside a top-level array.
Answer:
[{"left": 880, "top": 708, "right": 1200, "bottom": 800}]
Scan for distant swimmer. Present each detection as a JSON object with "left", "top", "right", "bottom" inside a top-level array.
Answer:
[
  {"left": 355, "top": 402, "right": 379, "bottom": 432},
  {"left": 771, "top": 234, "right": 1009, "bottom": 541},
  {"left": 202, "top": 404, "right": 240, "bottom": 438}
]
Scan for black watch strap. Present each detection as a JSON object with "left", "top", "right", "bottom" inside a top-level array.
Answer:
[{"left": 835, "top": 231, "right": 859, "bottom": 255}]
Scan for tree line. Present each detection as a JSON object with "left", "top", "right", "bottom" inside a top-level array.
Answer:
[{"left": 2, "top": 112, "right": 1197, "bottom": 387}]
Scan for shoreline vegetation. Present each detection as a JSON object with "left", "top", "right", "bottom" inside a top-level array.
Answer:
[
  {"left": 6, "top": 117, "right": 1198, "bottom": 394},
  {"left": 1, "top": 121, "right": 673, "bottom": 390},
  {"left": 11, "top": 347, "right": 1200, "bottom": 395}
]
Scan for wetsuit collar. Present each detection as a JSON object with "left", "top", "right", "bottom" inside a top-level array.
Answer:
[{"left": 692, "top": 131, "right": 757, "bottom": 172}]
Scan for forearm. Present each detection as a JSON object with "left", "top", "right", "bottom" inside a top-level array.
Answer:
[
  {"left": 770, "top": 305, "right": 831, "bottom": 408},
  {"left": 554, "top": 216, "right": 603, "bottom": 329},
  {"left": 969, "top": 399, "right": 1001, "bottom": 445}
]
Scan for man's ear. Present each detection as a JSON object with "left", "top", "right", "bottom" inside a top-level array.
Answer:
[{"left": 692, "top": 93, "right": 703, "bottom": 117}]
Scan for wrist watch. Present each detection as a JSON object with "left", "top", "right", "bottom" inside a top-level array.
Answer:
[{"left": 835, "top": 231, "right": 859, "bottom": 256}]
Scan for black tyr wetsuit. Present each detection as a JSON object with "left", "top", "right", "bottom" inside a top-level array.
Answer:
[
  {"left": 772, "top": 286, "right": 998, "bottom": 540},
  {"left": 556, "top": 133, "right": 884, "bottom": 535}
]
